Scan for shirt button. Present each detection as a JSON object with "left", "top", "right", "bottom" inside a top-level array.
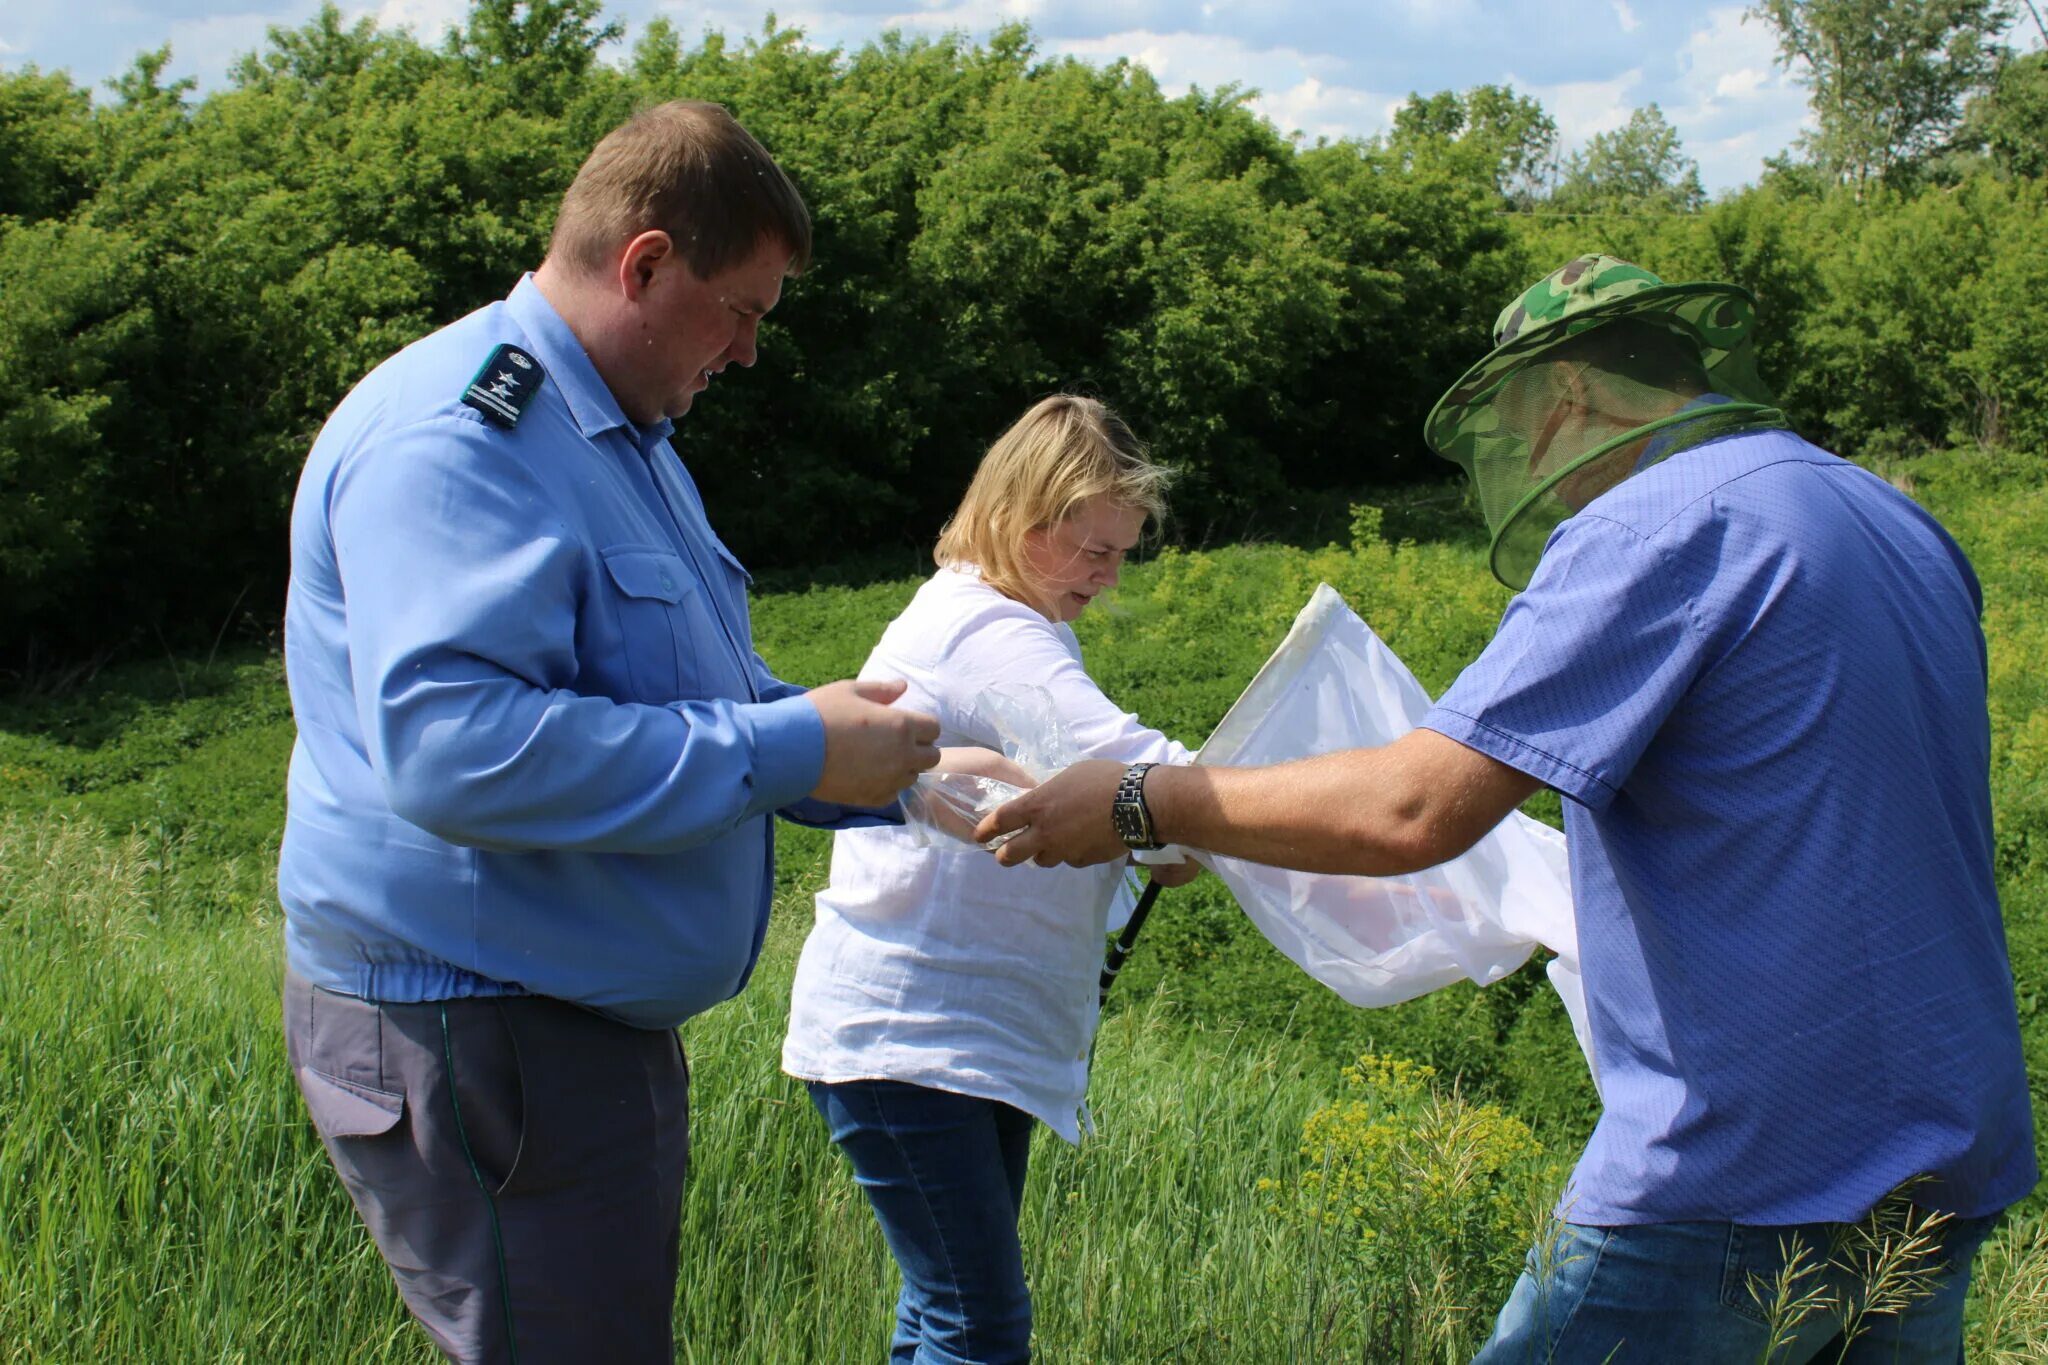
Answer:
[{"left": 659, "top": 572, "right": 675, "bottom": 593}]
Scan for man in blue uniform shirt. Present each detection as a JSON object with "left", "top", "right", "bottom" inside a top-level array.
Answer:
[
  {"left": 280, "top": 101, "right": 940, "bottom": 1363},
  {"left": 983, "top": 257, "right": 2035, "bottom": 1362}
]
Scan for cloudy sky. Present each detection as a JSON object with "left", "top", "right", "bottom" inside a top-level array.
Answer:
[{"left": 2, "top": 1, "right": 2036, "bottom": 193}]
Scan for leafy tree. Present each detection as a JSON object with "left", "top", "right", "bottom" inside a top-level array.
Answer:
[
  {"left": 0, "top": 222, "right": 153, "bottom": 614},
  {"left": 1961, "top": 47, "right": 2048, "bottom": 175},
  {"left": 1390, "top": 84, "right": 1559, "bottom": 206},
  {"left": 229, "top": 4, "right": 439, "bottom": 108},
  {"left": 4, "top": 4, "right": 2042, "bottom": 661},
  {"left": 1552, "top": 104, "right": 1707, "bottom": 212},
  {"left": 1749, "top": 0, "right": 2016, "bottom": 185},
  {"left": 453, "top": 0, "right": 623, "bottom": 114},
  {"left": 0, "top": 67, "right": 95, "bottom": 223},
  {"left": 1961, "top": 176, "right": 2048, "bottom": 448}
]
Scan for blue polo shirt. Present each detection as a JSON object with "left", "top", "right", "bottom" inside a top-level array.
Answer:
[
  {"left": 281, "top": 275, "right": 891, "bottom": 1029},
  {"left": 1424, "top": 428, "right": 2036, "bottom": 1225}
]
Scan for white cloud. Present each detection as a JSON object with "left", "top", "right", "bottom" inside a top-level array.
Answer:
[
  {"left": 1715, "top": 66, "right": 1766, "bottom": 98},
  {"left": 1612, "top": 1, "right": 1640, "bottom": 34},
  {"left": 1384, "top": 0, "right": 1482, "bottom": 30},
  {"left": 1665, "top": 5, "right": 1812, "bottom": 188},
  {"left": 1254, "top": 74, "right": 1403, "bottom": 144},
  {"left": 363, "top": 0, "right": 469, "bottom": 42},
  {"left": 1507, "top": 67, "right": 1642, "bottom": 144},
  {"left": 1051, "top": 27, "right": 1331, "bottom": 91},
  {"left": 738, "top": 0, "right": 1044, "bottom": 38},
  {"left": 162, "top": 11, "right": 288, "bottom": 82}
]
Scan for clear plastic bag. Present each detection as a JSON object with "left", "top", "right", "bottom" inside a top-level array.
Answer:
[
  {"left": 900, "top": 770, "right": 1029, "bottom": 850},
  {"left": 898, "top": 683, "right": 1083, "bottom": 851},
  {"left": 1193, "top": 585, "right": 1595, "bottom": 1084},
  {"left": 891, "top": 590, "right": 1593, "bottom": 1084},
  {"left": 896, "top": 682, "right": 1144, "bottom": 929}
]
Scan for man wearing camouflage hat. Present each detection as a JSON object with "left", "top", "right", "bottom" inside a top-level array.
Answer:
[{"left": 981, "top": 256, "right": 2035, "bottom": 1361}]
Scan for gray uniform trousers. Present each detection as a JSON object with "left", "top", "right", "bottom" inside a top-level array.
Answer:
[{"left": 284, "top": 971, "right": 691, "bottom": 1364}]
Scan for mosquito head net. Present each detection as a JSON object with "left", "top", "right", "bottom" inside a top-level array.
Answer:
[{"left": 1425, "top": 255, "right": 1788, "bottom": 589}]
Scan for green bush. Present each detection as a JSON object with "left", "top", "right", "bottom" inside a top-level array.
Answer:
[
  {"left": 0, "top": 9, "right": 1519, "bottom": 657},
  {"left": 1261, "top": 1054, "right": 1563, "bottom": 1359},
  {"left": 0, "top": 220, "right": 152, "bottom": 616}
]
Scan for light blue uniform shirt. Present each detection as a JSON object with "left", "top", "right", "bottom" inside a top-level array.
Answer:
[
  {"left": 281, "top": 275, "right": 891, "bottom": 1029},
  {"left": 1425, "top": 429, "right": 2036, "bottom": 1224}
]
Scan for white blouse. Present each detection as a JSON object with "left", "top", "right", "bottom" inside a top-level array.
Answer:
[{"left": 781, "top": 568, "right": 1191, "bottom": 1141}]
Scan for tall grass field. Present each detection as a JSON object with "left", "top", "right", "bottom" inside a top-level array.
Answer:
[{"left": 4, "top": 451, "right": 2046, "bottom": 1362}]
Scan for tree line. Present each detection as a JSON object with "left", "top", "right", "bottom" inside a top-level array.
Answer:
[{"left": 0, "top": 0, "right": 2043, "bottom": 660}]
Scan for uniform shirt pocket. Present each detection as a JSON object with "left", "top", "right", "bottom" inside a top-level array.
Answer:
[{"left": 601, "top": 547, "right": 700, "bottom": 702}]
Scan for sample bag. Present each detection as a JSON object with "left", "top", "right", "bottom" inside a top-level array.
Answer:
[
  {"left": 900, "top": 683, "right": 1085, "bottom": 851},
  {"left": 899, "top": 585, "right": 1594, "bottom": 1082},
  {"left": 1194, "top": 585, "right": 1592, "bottom": 1082}
]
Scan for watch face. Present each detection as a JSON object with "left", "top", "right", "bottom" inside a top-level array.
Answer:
[
  {"left": 1113, "top": 798, "right": 1152, "bottom": 847},
  {"left": 1113, "top": 763, "right": 1158, "bottom": 848}
]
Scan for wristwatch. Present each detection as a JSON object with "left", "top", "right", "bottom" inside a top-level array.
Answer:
[{"left": 1111, "top": 762, "right": 1163, "bottom": 850}]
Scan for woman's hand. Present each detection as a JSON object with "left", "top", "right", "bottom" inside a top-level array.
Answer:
[
  {"left": 1142, "top": 857, "right": 1203, "bottom": 889},
  {"left": 936, "top": 746, "right": 1038, "bottom": 790}
]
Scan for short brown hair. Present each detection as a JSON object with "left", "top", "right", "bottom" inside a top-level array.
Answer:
[
  {"left": 547, "top": 100, "right": 812, "bottom": 280},
  {"left": 934, "top": 395, "right": 1174, "bottom": 605}
]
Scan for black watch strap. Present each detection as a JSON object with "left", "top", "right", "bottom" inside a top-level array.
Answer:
[{"left": 1112, "top": 761, "right": 1162, "bottom": 850}]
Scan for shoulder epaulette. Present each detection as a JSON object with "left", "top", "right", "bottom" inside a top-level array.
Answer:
[{"left": 461, "top": 344, "right": 544, "bottom": 427}]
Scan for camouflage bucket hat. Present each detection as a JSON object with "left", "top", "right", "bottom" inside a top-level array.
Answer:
[{"left": 1424, "top": 255, "right": 1781, "bottom": 589}]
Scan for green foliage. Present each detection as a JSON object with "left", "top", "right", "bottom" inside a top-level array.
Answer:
[
  {"left": 1908, "top": 445, "right": 2048, "bottom": 1188},
  {"left": 0, "top": 220, "right": 152, "bottom": 615},
  {"left": 1506, "top": 169, "right": 2047, "bottom": 459},
  {"left": 0, "top": 7, "right": 1517, "bottom": 659},
  {"left": 0, "top": 651, "right": 292, "bottom": 864},
  {"left": 1960, "top": 177, "right": 2048, "bottom": 449},
  {"left": 1551, "top": 103, "right": 1707, "bottom": 213},
  {"left": 0, "top": 65, "right": 95, "bottom": 222},
  {"left": 1972, "top": 48, "right": 2048, "bottom": 176},
  {"left": 453, "top": 0, "right": 623, "bottom": 115},
  {"left": 0, "top": 809, "right": 1516, "bottom": 1361},
  {"left": 1388, "top": 84, "right": 1560, "bottom": 206},
  {"left": 1748, "top": 0, "right": 2017, "bottom": 186},
  {"left": 4, "top": 1, "right": 2044, "bottom": 665},
  {"left": 1261, "top": 1054, "right": 1563, "bottom": 1359}
]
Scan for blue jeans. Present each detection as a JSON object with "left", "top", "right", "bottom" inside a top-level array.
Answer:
[
  {"left": 808, "top": 1080, "right": 1036, "bottom": 1365},
  {"left": 1473, "top": 1212, "right": 2001, "bottom": 1364}
]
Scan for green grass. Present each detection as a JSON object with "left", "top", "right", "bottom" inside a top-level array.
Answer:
[
  {"left": 0, "top": 813, "right": 1545, "bottom": 1362},
  {"left": 3, "top": 456, "right": 2046, "bottom": 1360}
]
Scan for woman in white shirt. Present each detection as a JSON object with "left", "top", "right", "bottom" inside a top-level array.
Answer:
[{"left": 782, "top": 395, "right": 1197, "bottom": 1364}]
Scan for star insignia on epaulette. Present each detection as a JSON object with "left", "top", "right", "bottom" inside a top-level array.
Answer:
[{"left": 462, "top": 344, "right": 544, "bottom": 427}]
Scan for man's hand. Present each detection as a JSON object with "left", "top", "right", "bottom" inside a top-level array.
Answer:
[
  {"left": 806, "top": 679, "right": 941, "bottom": 806},
  {"left": 978, "top": 731, "right": 1543, "bottom": 878},
  {"left": 976, "top": 757, "right": 1129, "bottom": 868}
]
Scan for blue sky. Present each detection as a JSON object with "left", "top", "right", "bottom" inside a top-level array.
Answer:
[{"left": 2, "top": 1, "right": 2037, "bottom": 193}]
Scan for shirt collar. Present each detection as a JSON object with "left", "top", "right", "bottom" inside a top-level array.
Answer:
[
  {"left": 1633, "top": 391, "right": 1734, "bottom": 473},
  {"left": 504, "top": 273, "right": 676, "bottom": 446}
]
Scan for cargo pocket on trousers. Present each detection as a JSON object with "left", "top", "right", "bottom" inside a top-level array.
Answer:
[{"left": 298, "top": 1066, "right": 404, "bottom": 1138}]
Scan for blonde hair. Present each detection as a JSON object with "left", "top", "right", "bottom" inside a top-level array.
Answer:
[
  {"left": 934, "top": 395, "right": 1173, "bottom": 605},
  {"left": 547, "top": 100, "right": 812, "bottom": 280}
]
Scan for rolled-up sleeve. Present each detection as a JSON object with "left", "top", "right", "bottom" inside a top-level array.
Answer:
[
  {"left": 945, "top": 607, "right": 1194, "bottom": 766},
  {"left": 329, "top": 415, "right": 824, "bottom": 852}
]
